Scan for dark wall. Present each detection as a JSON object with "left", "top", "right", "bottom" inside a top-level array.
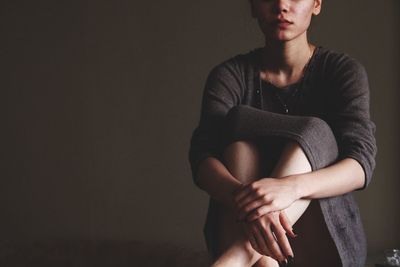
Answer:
[{"left": 2, "top": 0, "right": 399, "bottom": 254}]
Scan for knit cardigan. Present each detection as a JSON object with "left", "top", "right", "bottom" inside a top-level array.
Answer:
[{"left": 188, "top": 46, "right": 377, "bottom": 267}]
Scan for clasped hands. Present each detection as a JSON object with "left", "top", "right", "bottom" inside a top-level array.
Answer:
[{"left": 231, "top": 177, "right": 299, "bottom": 264}]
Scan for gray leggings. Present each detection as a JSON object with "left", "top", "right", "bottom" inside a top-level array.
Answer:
[{"left": 204, "top": 104, "right": 343, "bottom": 265}]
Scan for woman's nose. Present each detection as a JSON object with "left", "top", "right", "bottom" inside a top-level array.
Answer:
[{"left": 273, "top": 0, "right": 290, "bottom": 14}]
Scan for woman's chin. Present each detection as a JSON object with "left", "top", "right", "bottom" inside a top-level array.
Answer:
[
  {"left": 266, "top": 35, "right": 293, "bottom": 43},
  {"left": 264, "top": 31, "right": 305, "bottom": 44}
]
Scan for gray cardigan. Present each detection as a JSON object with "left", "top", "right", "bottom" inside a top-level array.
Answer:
[{"left": 188, "top": 46, "right": 377, "bottom": 267}]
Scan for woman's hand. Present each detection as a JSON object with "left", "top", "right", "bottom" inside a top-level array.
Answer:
[
  {"left": 233, "top": 177, "right": 299, "bottom": 222},
  {"left": 240, "top": 210, "right": 296, "bottom": 263}
]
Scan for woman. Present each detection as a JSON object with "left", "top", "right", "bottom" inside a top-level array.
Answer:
[{"left": 188, "top": 0, "right": 377, "bottom": 266}]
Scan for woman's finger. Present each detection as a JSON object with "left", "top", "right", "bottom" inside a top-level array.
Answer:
[
  {"left": 251, "top": 222, "right": 271, "bottom": 257},
  {"left": 246, "top": 205, "right": 274, "bottom": 222},
  {"left": 237, "top": 196, "right": 267, "bottom": 220},
  {"left": 236, "top": 192, "right": 261, "bottom": 210},
  {"left": 279, "top": 211, "right": 297, "bottom": 238},
  {"left": 258, "top": 221, "right": 286, "bottom": 263},
  {"left": 233, "top": 182, "right": 257, "bottom": 204},
  {"left": 271, "top": 220, "right": 294, "bottom": 259}
]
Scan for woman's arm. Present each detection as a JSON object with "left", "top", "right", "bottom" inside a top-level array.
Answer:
[
  {"left": 234, "top": 56, "right": 377, "bottom": 221},
  {"left": 188, "top": 59, "right": 243, "bottom": 188},
  {"left": 324, "top": 55, "right": 377, "bottom": 190},
  {"left": 196, "top": 157, "right": 242, "bottom": 208},
  {"left": 235, "top": 157, "right": 364, "bottom": 221},
  {"left": 290, "top": 158, "right": 364, "bottom": 199}
]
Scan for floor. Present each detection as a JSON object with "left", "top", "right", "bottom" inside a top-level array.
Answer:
[
  {"left": 0, "top": 241, "right": 386, "bottom": 267},
  {"left": 0, "top": 240, "right": 211, "bottom": 267}
]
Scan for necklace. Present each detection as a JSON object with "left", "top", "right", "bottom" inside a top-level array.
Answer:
[{"left": 259, "top": 46, "right": 314, "bottom": 114}]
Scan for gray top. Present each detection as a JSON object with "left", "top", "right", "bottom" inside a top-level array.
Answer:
[
  {"left": 189, "top": 46, "right": 377, "bottom": 189},
  {"left": 188, "top": 46, "right": 378, "bottom": 267}
]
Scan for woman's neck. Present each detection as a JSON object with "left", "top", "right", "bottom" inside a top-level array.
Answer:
[{"left": 260, "top": 35, "right": 315, "bottom": 87}]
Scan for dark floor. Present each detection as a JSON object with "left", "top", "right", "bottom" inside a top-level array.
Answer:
[{"left": 0, "top": 240, "right": 211, "bottom": 267}]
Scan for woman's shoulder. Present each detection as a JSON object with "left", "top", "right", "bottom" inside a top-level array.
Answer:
[
  {"left": 207, "top": 48, "right": 261, "bottom": 75},
  {"left": 313, "top": 47, "right": 370, "bottom": 98},
  {"left": 203, "top": 48, "right": 261, "bottom": 91},
  {"left": 315, "top": 46, "right": 367, "bottom": 79}
]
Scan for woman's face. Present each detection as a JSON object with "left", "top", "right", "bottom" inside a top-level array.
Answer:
[{"left": 250, "top": 0, "right": 322, "bottom": 42}]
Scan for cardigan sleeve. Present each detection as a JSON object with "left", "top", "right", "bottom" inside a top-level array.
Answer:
[
  {"left": 324, "top": 56, "right": 377, "bottom": 190},
  {"left": 188, "top": 60, "right": 243, "bottom": 187}
]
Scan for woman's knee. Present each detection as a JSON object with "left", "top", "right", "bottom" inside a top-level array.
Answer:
[
  {"left": 224, "top": 105, "right": 253, "bottom": 141},
  {"left": 294, "top": 116, "right": 339, "bottom": 170},
  {"left": 302, "top": 117, "right": 336, "bottom": 144}
]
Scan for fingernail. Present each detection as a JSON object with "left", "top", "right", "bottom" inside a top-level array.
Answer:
[
  {"left": 287, "top": 255, "right": 294, "bottom": 264},
  {"left": 292, "top": 229, "right": 298, "bottom": 237},
  {"left": 279, "top": 260, "right": 287, "bottom": 267}
]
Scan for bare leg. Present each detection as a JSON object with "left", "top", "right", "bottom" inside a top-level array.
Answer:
[
  {"left": 211, "top": 141, "right": 266, "bottom": 267},
  {"left": 254, "top": 141, "right": 313, "bottom": 267},
  {"left": 211, "top": 140, "right": 314, "bottom": 267},
  {"left": 270, "top": 141, "right": 312, "bottom": 227},
  {"left": 272, "top": 141, "right": 341, "bottom": 267}
]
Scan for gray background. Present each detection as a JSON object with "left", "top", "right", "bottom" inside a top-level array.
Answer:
[{"left": 2, "top": 0, "right": 399, "bottom": 257}]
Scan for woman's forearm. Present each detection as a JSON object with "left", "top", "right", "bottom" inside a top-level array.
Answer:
[
  {"left": 196, "top": 157, "right": 242, "bottom": 208},
  {"left": 282, "top": 158, "right": 363, "bottom": 225},
  {"left": 291, "top": 158, "right": 365, "bottom": 199}
]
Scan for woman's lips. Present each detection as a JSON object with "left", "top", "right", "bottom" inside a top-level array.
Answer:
[{"left": 274, "top": 19, "right": 293, "bottom": 28}]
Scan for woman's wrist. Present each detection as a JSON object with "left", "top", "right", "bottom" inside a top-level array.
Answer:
[{"left": 285, "top": 174, "right": 308, "bottom": 200}]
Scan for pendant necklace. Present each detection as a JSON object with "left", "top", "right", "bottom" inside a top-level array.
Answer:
[{"left": 260, "top": 46, "right": 314, "bottom": 114}]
